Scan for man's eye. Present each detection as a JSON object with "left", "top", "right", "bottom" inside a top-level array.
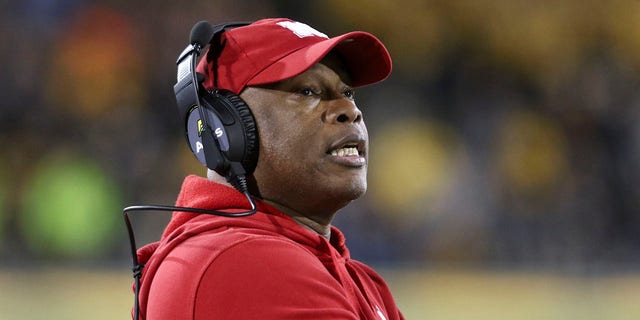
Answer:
[
  {"left": 343, "top": 89, "right": 355, "bottom": 99},
  {"left": 299, "top": 88, "right": 316, "bottom": 96}
]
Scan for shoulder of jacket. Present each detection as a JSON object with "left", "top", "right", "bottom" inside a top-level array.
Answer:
[{"left": 168, "top": 227, "right": 317, "bottom": 266}]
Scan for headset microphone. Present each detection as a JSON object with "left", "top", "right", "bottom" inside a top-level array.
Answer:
[
  {"left": 124, "top": 20, "right": 256, "bottom": 320},
  {"left": 190, "top": 21, "right": 215, "bottom": 48}
]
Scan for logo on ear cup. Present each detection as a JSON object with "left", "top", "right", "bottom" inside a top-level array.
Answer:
[
  {"left": 186, "top": 108, "right": 207, "bottom": 165},
  {"left": 197, "top": 118, "right": 204, "bottom": 136},
  {"left": 215, "top": 127, "right": 224, "bottom": 138}
]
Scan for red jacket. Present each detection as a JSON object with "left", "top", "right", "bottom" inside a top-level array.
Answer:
[{"left": 136, "top": 175, "right": 404, "bottom": 320}]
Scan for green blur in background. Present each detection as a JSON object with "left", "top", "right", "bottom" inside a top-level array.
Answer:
[{"left": 20, "top": 152, "right": 121, "bottom": 258}]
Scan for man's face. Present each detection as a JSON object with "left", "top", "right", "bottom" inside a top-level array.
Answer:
[{"left": 240, "top": 55, "right": 368, "bottom": 219}]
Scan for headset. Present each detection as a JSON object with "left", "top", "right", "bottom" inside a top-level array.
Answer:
[
  {"left": 174, "top": 20, "right": 258, "bottom": 190},
  {"left": 123, "top": 21, "right": 258, "bottom": 320}
]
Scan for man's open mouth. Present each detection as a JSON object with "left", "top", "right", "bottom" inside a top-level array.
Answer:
[{"left": 329, "top": 145, "right": 360, "bottom": 157}]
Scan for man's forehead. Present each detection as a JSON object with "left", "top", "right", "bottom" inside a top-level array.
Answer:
[
  {"left": 251, "top": 58, "right": 352, "bottom": 91},
  {"left": 320, "top": 52, "right": 352, "bottom": 85}
]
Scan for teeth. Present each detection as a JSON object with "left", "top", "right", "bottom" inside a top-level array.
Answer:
[{"left": 331, "top": 147, "right": 359, "bottom": 157}]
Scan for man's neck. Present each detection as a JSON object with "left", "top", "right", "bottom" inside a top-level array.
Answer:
[
  {"left": 206, "top": 170, "right": 333, "bottom": 239},
  {"left": 263, "top": 199, "right": 332, "bottom": 240}
]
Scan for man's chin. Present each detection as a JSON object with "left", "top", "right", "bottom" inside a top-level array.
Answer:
[{"left": 335, "top": 181, "right": 367, "bottom": 203}]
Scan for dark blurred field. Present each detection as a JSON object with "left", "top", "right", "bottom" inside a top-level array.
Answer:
[{"left": 1, "top": 268, "right": 638, "bottom": 319}]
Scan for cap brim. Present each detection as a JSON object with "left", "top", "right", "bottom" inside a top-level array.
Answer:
[{"left": 246, "top": 31, "right": 392, "bottom": 88}]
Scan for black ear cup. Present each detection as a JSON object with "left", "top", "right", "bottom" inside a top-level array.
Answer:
[
  {"left": 185, "top": 89, "right": 258, "bottom": 176},
  {"left": 212, "top": 90, "right": 259, "bottom": 174}
]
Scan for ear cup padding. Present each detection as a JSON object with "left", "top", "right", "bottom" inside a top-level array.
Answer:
[{"left": 213, "top": 90, "right": 259, "bottom": 174}]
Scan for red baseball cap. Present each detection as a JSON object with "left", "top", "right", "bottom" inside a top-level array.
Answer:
[{"left": 196, "top": 18, "right": 392, "bottom": 94}]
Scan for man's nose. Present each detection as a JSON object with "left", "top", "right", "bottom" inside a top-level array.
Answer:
[{"left": 323, "top": 99, "right": 363, "bottom": 124}]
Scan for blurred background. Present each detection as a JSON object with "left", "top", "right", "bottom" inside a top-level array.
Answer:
[{"left": 1, "top": 0, "right": 639, "bottom": 319}]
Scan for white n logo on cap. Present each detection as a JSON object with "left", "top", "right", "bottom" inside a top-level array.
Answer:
[{"left": 277, "top": 21, "right": 328, "bottom": 39}]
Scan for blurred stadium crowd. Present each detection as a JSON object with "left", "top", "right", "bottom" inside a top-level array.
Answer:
[{"left": 1, "top": 0, "right": 639, "bottom": 273}]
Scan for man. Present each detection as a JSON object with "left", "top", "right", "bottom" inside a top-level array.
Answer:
[{"left": 135, "top": 18, "right": 403, "bottom": 319}]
